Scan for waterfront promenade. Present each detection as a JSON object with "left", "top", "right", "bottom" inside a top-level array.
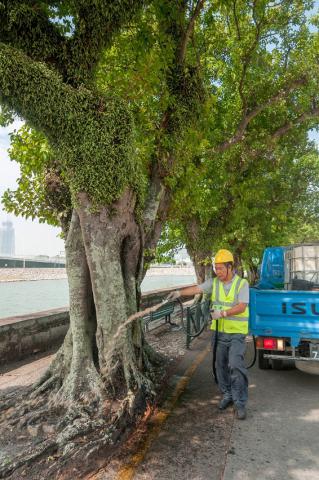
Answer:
[
  {"left": 0, "top": 268, "right": 67, "bottom": 282},
  {"left": 0, "top": 265, "right": 195, "bottom": 282}
]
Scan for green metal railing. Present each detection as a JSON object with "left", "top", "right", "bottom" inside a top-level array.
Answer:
[{"left": 180, "top": 299, "right": 210, "bottom": 348}]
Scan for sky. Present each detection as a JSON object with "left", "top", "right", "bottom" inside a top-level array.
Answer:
[
  {"left": 0, "top": 1, "right": 318, "bottom": 257},
  {"left": 0, "top": 121, "right": 64, "bottom": 257}
]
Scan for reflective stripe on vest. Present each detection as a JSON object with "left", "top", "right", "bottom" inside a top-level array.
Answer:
[{"left": 210, "top": 274, "right": 249, "bottom": 334}]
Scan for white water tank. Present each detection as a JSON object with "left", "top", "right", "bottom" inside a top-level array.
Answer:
[{"left": 284, "top": 243, "right": 319, "bottom": 289}]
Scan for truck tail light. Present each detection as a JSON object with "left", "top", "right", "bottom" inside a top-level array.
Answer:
[
  {"left": 264, "top": 338, "right": 277, "bottom": 349},
  {"left": 256, "top": 337, "right": 285, "bottom": 351}
]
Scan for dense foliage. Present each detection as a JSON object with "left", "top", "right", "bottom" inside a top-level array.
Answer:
[{"left": 155, "top": 0, "right": 319, "bottom": 274}]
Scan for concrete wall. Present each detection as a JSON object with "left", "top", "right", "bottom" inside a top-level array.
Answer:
[
  {"left": 0, "top": 308, "right": 69, "bottom": 366},
  {"left": 0, "top": 284, "right": 195, "bottom": 365}
]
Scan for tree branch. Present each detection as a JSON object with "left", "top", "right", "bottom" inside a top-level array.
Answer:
[
  {"left": 208, "top": 76, "right": 308, "bottom": 154},
  {"left": 143, "top": 162, "right": 167, "bottom": 239},
  {"left": 0, "top": 1, "right": 67, "bottom": 76},
  {"left": 178, "top": 0, "right": 205, "bottom": 64},
  {"left": 67, "top": 0, "right": 145, "bottom": 84},
  {"left": 245, "top": 104, "right": 319, "bottom": 161},
  {"left": 0, "top": 43, "right": 80, "bottom": 141},
  {"left": 143, "top": 0, "right": 206, "bottom": 257},
  {"left": 270, "top": 107, "right": 319, "bottom": 141},
  {"left": 237, "top": 1, "right": 266, "bottom": 112},
  {"left": 0, "top": 0, "right": 145, "bottom": 85},
  {"left": 232, "top": 0, "right": 241, "bottom": 40}
]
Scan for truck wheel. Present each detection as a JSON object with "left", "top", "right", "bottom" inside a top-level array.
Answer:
[
  {"left": 258, "top": 350, "right": 271, "bottom": 369},
  {"left": 295, "top": 360, "right": 319, "bottom": 375},
  {"left": 271, "top": 359, "right": 283, "bottom": 370}
]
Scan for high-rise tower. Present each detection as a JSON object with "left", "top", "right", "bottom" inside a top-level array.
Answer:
[{"left": 0, "top": 220, "right": 15, "bottom": 256}]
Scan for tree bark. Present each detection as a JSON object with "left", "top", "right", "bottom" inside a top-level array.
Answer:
[
  {"left": 59, "top": 210, "right": 103, "bottom": 405},
  {"left": 73, "top": 189, "right": 162, "bottom": 412},
  {"left": 33, "top": 210, "right": 100, "bottom": 404},
  {"left": 190, "top": 250, "right": 212, "bottom": 284},
  {"left": 35, "top": 189, "right": 162, "bottom": 418}
]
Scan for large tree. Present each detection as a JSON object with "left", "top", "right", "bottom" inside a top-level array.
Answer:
[
  {"left": 1, "top": 0, "right": 318, "bottom": 476},
  {"left": 0, "top": 0, "right": 208, "bottom": 475},
  {"left": 160, "top": 0, "right": 319, "bottom": 281}
]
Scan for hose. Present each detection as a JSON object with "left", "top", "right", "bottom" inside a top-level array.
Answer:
[
  {"left": 212, "top": 319, "right": 219, "bottom": 384},
  {"left": 175, "top": 297, "right": 184, "bottom": 328}
]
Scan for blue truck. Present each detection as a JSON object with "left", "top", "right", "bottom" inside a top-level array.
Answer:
[{"left": 249, "top": 244, "right": 319, "bottom": 374}]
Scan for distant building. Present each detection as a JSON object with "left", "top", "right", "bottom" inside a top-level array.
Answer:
[{"left": 0, "top": 220, "right": 15, "bottom": 256}]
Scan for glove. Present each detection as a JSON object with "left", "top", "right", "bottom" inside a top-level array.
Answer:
[
  {"left": 166, "top": 290, "right": 181, "bottom": 301},
  {"left": 211, "top": 310, "right": 226, "bottom": 320}
]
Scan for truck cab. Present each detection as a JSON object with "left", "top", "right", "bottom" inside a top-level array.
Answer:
[{"left": 250, "top": 244, "right": 319, "bottom": 374}]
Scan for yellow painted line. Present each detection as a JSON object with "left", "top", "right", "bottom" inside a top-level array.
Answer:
[{"left": 116, "top": 343, "right": 211, "bottom": 480}]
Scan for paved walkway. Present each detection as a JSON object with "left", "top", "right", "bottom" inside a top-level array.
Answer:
[
  {"left": 93, "top": 333, "right": 234, "bottom": 480},
  {"left": 223, "top": 363, "right": 319, "bottom": 480},
  {"left": 95, "top": 334, "right": 319, "bottom": 480},
  {"left": 0, "top": 354, "right": 53, "bottom": 391},
  {"left": 2, "top": 335, "right": 319, "bottom": 480},
  {"left": 123, "top": 335, "right": 234, "bottom": 480}
]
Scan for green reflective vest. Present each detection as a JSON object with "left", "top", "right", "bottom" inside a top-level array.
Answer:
[{"left": 210, "top": 274, "right": 249, "bottom": 334}]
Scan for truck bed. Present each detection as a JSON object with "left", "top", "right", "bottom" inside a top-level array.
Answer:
[{"left": 249, "top": 288, "right": 319, "bottom": 347}]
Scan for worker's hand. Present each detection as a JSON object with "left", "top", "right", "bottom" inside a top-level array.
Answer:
[
  {"left": 210, "top": 310, "right": 224, "bottom": 320},
  {"left": 166, "top": 290, "right": 181, "bottom": 301}
]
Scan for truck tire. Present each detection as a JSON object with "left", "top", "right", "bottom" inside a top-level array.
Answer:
[
  {"left": 258, "top": 350, "right": 271, "bottom": 369},
  {"left": 295, "top": 361, "right": 319, "bottom": 375},
  {"left": 271, "top": 359, "right": 283, "bottom": 370}
]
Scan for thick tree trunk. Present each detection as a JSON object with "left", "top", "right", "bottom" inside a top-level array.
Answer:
[
  {"left": 33, "top": 211, "right": 101, "bottom": 404},
  {"left": 183, "top": 218, "right": 212, "bottom": 284},
  {"left": 75, "top": 189, "right": 162, "bottom": 413},
  {"left": 233, "top": 249, "right": 244, "bottom": 278},
  {"left": 35, "top": 190, "right": 163, "bottom": 420},
  {"left": 59, "top": 210, "right": 103, "bottom": 406},
  {"left": 77, "top": 191, "right": 144, "bottom": 389}
]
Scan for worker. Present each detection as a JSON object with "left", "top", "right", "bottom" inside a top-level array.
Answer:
[{"left": 167, "top": 249, "right": 249, "bottom": 420}]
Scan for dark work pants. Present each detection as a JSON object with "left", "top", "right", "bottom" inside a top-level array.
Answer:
[{"left": 211, "top": 332, "right": 248, "bottom": 408}]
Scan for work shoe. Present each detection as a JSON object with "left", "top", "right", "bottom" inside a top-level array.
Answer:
[
  {"left": 219, "top": 398, "right": 233, "bottom": 410},
  {"left": 236, "top": 407, "right": 247, "bottom": 420}
]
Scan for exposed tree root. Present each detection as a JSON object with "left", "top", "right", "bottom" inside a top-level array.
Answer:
[
  {"left": 8, "top": 406, "right": 50, "bottom": 428},
  {"left": 143, "top": 342, "right": 167, "bottom": 379},
  {"left": 0, "top": 392, "right": 49, "bottom": 435},
  {"left": 0, "top": 387, "right": 32, "bottom": 414},
  {"left": 0, "top": 307, "right": 170, "bottom": 479},
  {"left": 0, "top": 367, "right": 164, "bottom": 479},
  {"left": 0, "top": 390, "right": 139, "bottom": 479},
  {"left": 56, "top": 371, "right": 104, "bottom": 411},
  {"left": 31, "top": 374, "right": 59, "bottom": 399},
  {"left": 0, "top": 439, "right": 57, "bottom": 479}
]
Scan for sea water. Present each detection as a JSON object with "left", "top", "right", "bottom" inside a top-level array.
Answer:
[{"left": 0, "top": 274, "right": 196, "bottom": 319}]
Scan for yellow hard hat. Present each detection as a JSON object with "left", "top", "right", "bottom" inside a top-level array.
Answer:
[{"left": 215, "top": 249, "right": 234, "bottom": 264}]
